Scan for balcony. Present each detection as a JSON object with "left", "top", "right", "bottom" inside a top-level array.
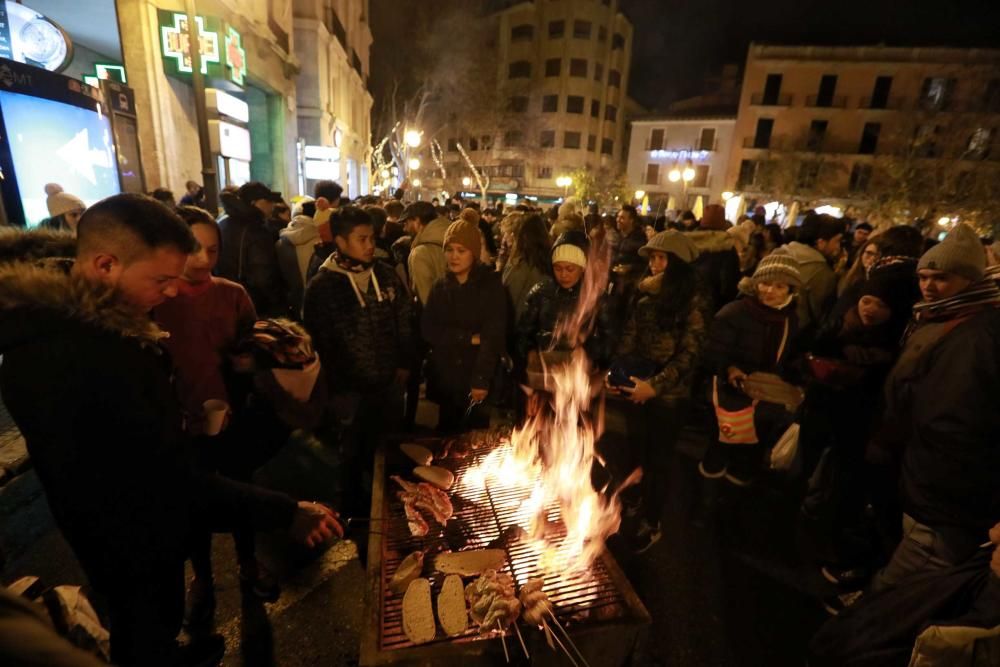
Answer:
[
  {"left": 750, "top": 92, "right": 792, "bottom": 106},
  {"left": 806, "top": 95, "right": 848, "bottom": 109},
  {"left": 742, "top": 136, "right": 784, "bottom": 150},
  {"left": 859, "top": 96, "right": 904, "bottom": 110},
  {"left": 793, "top": 138, "right": 859, "bottom": 154},
  {"left": 325, "top": 7, "right": 347, "bottom": 50}
]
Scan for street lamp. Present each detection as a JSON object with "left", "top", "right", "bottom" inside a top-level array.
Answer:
[
  {"left": 721, "top": 191, "right": 734, "bottom": 201},
  {"left": 937, "top": 216, "right": 952, "bottom": 227},
  {"left": 404, "top": 129, "right": 422, "bottom": 148},
  {"left": 667, "top": 166, "right": 681, "bottom": 182},
  {"left": 462, "top": 176, "right": 472, "bottom": 187},
  {"left": 556, "top": 175, "right": 573, "bottom": 196},
  {"left": 634, "top": 190, "right": 645, "bottom": 201},
  {"left": 412, "top": 178, "right": 422, "bottom": 188},
  {"left": 408, "top": 157, "right": 421, "bottom": 171},
  {"left": 682, "top": 160, "right": 696, "bottom": 184}
]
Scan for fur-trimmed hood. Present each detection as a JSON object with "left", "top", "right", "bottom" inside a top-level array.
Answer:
[
  {"left": 0, "top": 226, "right": 77, "bottom": 263},
  {"left": 685, "top": 229, "right": 736, "bottom": 253},
  {"left": 0, "top": 230, "right": 166, "bottom": 353}
]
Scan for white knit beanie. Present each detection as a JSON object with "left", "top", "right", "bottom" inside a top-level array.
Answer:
[{"left": 551, "top": 243, "right": 587, "bottom": 269}]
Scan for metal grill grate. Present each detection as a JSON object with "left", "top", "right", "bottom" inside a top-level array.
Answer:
[{"left": 378, "top": 437, "right": 628, "bottom": 652}]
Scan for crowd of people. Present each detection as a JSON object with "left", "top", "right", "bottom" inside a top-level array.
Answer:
[{"left": 1, "top": 176, "right": 998, "bottom": 665}]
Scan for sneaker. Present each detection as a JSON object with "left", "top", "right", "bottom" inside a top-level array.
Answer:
[
  {"left": 240, "top": 561, "right": 281, "bottom": 603},
  {"left": 698, "top": 442, "right": 728, "bottom": 479},
  {"left": 822, "top": 589, "right": 864, "bottom": 616},
  {"left": 174, "top": 633, "right": 225, "bottom": 667},
  {"left": 821, "top": 565, "right": 870, "bottom": 589},
  {"left": 631, "top": 521, "right": 662, "bottom": 554},
  {"left": 184, "top": 577, "right": 216, "bottom": 636}
]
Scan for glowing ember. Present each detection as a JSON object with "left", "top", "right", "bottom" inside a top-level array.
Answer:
[{"left": 461, "top": 233, "right": 640, "bottom": 574}]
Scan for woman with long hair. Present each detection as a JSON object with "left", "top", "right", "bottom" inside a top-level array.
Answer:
[
  {"left": 502, "top": 212, "right": 551, "bottom": 324},
  {"left": 838, "top": 237, "right": 883, "bottom": 296},
  {"left": 607, "top": 231, "right": 707, "bottom": 553}
]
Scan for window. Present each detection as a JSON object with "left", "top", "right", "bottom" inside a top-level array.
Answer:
[
  {"left": 807, "top": 120, "right": 828, "bottom": 150},
  {"left": 920, "top": 77, "right": 954, "bottom": 110},
  {"left": 753, "top": 118, "right": 774, "bottom": 148},
  {"left": 601, "top": 138, "right": 613, "bottom": 155},
  {"left": 986, "top": 79, "right": 1000, "bottom": 113},
  {"left": 564, "top": 131, "right": 582, "bottom": 149},
  {"left": 815, "top": 74, "right": 838, "bottom": 107},
  {"left": 967, "top": 127, "right": 993, "bottom": 158},
  {"left": 540, "top": 130, "right": 556, "bottom": 148},
  {"left": 644, "top": 163, "right": 659, "bottom": 185},
  {"left": 762, "top": 73, "right": 783, "bottom": 105},
  {"left": 503, "top": 130, "right": 523, "bottom": 147},
  {"left": 508, "top": 95, "right": 529, "bottom": 112},
  {"left": 481, "top": 135, "right": 493, "bottom": 150},
  {"left": 914, "top": 124, "right": 939, "bottom": 157},
  {"left": 469, "top": 137, "right": 479, "bottom": 151},
  {"left": 849, "top": 163, "right": 872, "bottom": 193},
  {"left": 548, "top": 20, "right": 565, "bottom": 38},
  {"left": 508, "top": 61, "right": 531, "bottom": 79},
  {"left": 605, "top": 104, "right": 618, "bottom": 121},
  {"left": 511, "top": 24, "right": 533, "bottom": 42},
  {"left": 573, "top": 20, "right": 591, "bottom": 39},
  {"left": 545, "top": 58, "right": 561, "bottom": 76},
  {"left": 588, "top": 134, "right": 597, "bottom": 152},
  {"left": 612, "top": 33, "right": 624, "bottom": 50},
  {"left": 447, "top": 137, "right": 458, "bottom": 151},
  {"left": 537, "top": 166, "right": 553, "bottom": 179},
  {"left": 693, "top": 165, "right": 710, "bottom": 188},
  {"left": 698, "top": 127, "right": 716, "bottom": 151},
  {"left": 594, "top": 62, "right": 603, "bottom": 82},
  {"left": 797, "top": 161, "right": 820, "bottom": 189},
  {"left": 737, "top": 159, "right": 759, "bottom": 188},
  {"left": 591, "top": 99, "right": 600, "bottom": 118},
  {"left": 859, "top": 122, "right": 880, "bottom": 154},
  {"left": 566, "top": 95, "right": 584, "bottom": 114},
  {"left": 542, "top": 94, "right": 559, "bottom": 112},
  {"left": 608, "top": 69, "right": 621, "bottom": 87},
  {"left": 649, "top": 129, "right": 665, "bottom": 150},
  {"left": 598, "top": 26, "right": 607, "bottom": 42},
  {"left": 570, "top": 59, "right": 587, "bottom": 77},
  {"left": 870, "top": 76, "right": 893, "bottom": 109}
]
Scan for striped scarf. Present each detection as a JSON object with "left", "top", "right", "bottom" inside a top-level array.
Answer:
[{"left": 911, "top": 276, "right": 1000, "bottom": 324}]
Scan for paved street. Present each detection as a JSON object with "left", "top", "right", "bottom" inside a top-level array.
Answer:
[{"left": 0, "top": 396, "right": 831, "bottom": 666}]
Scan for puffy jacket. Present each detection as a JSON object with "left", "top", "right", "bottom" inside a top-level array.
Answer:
[
  {"left": 784, "top": 241, "right": 837, "bottom": 337},
  {"left": 515, "top": 277, "right": 613, "bottom": 369},
  {"left": 276, "top": 214, "right": 321, "bottom": 316},
  {"left": 616, "top": 273, "right": 708, "bottom": 402},
  {"left": 303, "top": 257, "right": 412, "bottom": 394},
  {"left": 408, "top": 217, "right": 450, "bottom": 304},
  {"left": 686, "top": 230, "right": 741, "bottom": 315},
  {"left": 421, "top": 263, "right": 507, "bottom": 404},
  {"left": 216, "top": 194, "right": 286, "bottom": 317},
  {"left": 502, "top": 260, "right": 548, "bottom": 324}
]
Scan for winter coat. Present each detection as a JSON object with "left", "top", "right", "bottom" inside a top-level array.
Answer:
[
  {"left": 616, "top": 273, "right": 708, "bottom": 403},
  {"left": 705, "top": 291, "right": 798, "bottom": 409},
  {"left": 502, "top": 260, "right": 548, "bottom": 324},
  {"left": 276, "top": 214, "right": 322, "bottom": 317},
  {"left": 515, "top": 277, "right": 613, "bottom": 369},
  {"left": 408, "top": 217, "right": 450, "bottom": 304},
  {"left": 421, "top": 263, "right": 507, "bottom": 404},
  {"left": 303, "top": 257, "right": 412, "bottom": 394},
  {"left": 612, "top": 226, "right": 647, "bottom": 280},
  {"left": 216, "top": 196, "right": 286, "bottom": 317},
  {"left": 0, "top": 233, "right": 296, "bottom": 603},
  {"left": 886, "top": 306, "right": 1000, "bottom": 550},
  {"left": 686, "top": 230, "right": 741, "bottom": 315},
  {"left": 784, "top": 241, "right": 837, "bottom": 337}
]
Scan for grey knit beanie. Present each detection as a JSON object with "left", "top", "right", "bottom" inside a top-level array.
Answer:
[
  {"left": 917, "top": 223, "right": 985, "bottom": 282},
  {"left": 638, "top": 230, "right": 700, "bottom": 263},
  {"left": 752, "top": 249, "right": 802, "bottom": 288}
]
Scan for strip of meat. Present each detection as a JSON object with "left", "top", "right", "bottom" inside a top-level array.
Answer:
[
  {"left": 417, "top": 482, "right": 454, "bottom": 521},
  {"left": 413, "top": 498, "right": 449, "bottom": 526},
  {"left": 398, "top": 492, "right": 429, "bottom": 537},
  {"left": 391, "top": 475, "right": 420, "bottom": 494}
]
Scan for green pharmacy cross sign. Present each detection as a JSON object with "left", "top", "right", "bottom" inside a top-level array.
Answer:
[{"left": 157, "top": 10, "right": 246, "bottom": 87}]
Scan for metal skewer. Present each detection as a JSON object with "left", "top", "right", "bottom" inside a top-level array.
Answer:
[
  {"left": 542, "top": 619, "right": 580, "bottom": 667},
  {"left": 512, "top": 621, "right": 530, "bottom": 660},
  {"left": 547, "top": 609, "right": 591, "bottom": 667},
  {"left": 496, "top": 619, "right": 510, "bottom": 663}
]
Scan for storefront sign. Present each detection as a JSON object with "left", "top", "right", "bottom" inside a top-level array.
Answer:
[
  {"left": 648, "top": 149, "right": 711, "bottom": 162},
  {"left": 303, "top": 144, "right": 341, "bottom": 181},
  {"left": 0, "top": 1, "right": 72, "bottom": 72},
  {"left": 210, "top": 119, "right": 251, "bottom": 161},
  {"left": 208, "top": 88, "right": 248, "bottom": 123},
  {"left": 157, "top": 10, "right": 246, "bottom": 87},
  {"left": 83, "top": 63, "right": 126, "bottom": 89}
]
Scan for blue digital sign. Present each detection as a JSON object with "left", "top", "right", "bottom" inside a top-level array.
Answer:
[{"left": 0, "top": 89, "right": 120, "bottom": 226}]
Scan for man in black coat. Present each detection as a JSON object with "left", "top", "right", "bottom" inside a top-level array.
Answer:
[{"left": 0, "top": 195, "right": 342, "bottom": 666}]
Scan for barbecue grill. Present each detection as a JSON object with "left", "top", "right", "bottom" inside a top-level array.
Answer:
[{"left": 361, "top": 433, "right": 650, "bottom": 666}]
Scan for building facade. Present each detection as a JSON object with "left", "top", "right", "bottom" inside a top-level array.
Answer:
[
  {"left": 626, "top": 115, "right": 736, "bottom": 210},
  {"left": 725, "top": 44, "right": 1000, "bottom": 217},
  {"left": 429, "top": 0, "right": 633, "bottom": 202}
]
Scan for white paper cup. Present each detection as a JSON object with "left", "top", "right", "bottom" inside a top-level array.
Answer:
[{"left": 203, "top": 399, "right": 229, "bottom": 436}]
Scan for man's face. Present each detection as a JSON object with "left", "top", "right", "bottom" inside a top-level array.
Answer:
[
  {"left": 95, "top": 246, "right": 186, "bottom": 312},
  {"left": 184, "top": 224, "right": 220, "bottom": 283},
  {"left": 616, "top": 210, "right": 634, "bottom": 234},
  {"left": 816, "top": 233, "right": 843, "bottom": 259},
  {"left": 918, "top": 269, "right": 972, "bottom": 302},
  {"left": 335, "top": 224, "right": 376, "bottom": 263},
  {"left": 253, "top": 199, "right": 276, "bottom": 217},
  {"left": 854, "top": 228, "right": 871, "bottom": 246},
  {"left": 402, "top": 216, "right": 419, "bottom": 235}
]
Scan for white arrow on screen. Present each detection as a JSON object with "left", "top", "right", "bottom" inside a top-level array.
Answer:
[{"left": 56, "top": 128, "right": 114, "bottom": 186}]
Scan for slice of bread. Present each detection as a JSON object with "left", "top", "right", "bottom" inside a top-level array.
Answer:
[
  {"left": 414, "top": 465, "right": 455, "bottom": 490},
  {"left": 389, "top": 550, "right": 424, "bottom": 594},
  {"left": 434, "top": 549, "right": 507, "bottom": 577},
  {"left": 400, "top": 443, "right": 433, "bottom": 466},
  {"left": 437, "top": 574, "right": 468, "bottom": 636},
  {"left": 402, "top": 578, "right": 436, "bottom": 644}
]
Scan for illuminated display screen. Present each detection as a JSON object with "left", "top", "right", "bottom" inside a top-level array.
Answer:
[{"left": 0, "top": 90, "right": 120, "bottom": 226}]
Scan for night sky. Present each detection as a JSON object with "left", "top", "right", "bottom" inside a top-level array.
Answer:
[{"left": 371, "top": 0, "right": 1000, "bottom": 116}]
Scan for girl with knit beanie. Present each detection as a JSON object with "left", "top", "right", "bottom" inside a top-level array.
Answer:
[
  {"left": 607, "top": 230, "right": 709, "bottom": 553},
  {"left": 421, "top": 215, "right": 508, "bottom": 432},
  {"left": 699, "top": 250, "right": 802, "bottom": 486}
]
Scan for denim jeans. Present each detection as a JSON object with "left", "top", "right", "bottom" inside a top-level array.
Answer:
[{"left": 873, "top": 514, "right": 967, "bottom": 592}]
